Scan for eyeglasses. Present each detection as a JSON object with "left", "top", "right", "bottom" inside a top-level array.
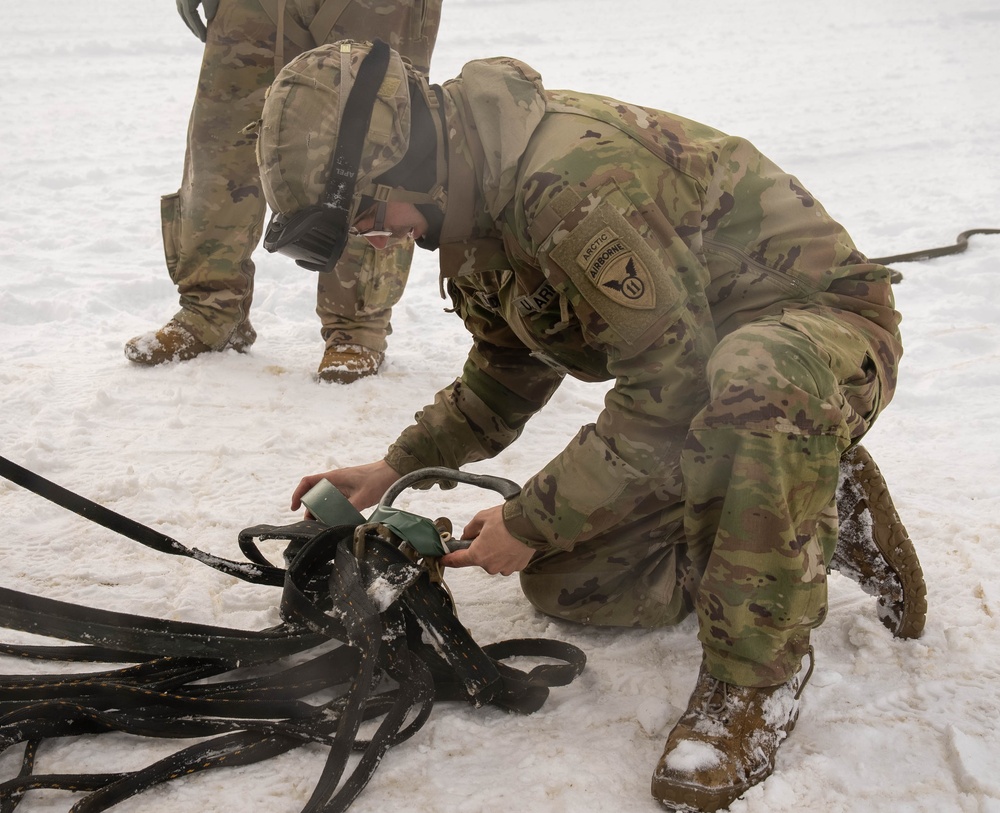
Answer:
[{"left": 348, "top": 201, "right": 414, "bottom": 248}]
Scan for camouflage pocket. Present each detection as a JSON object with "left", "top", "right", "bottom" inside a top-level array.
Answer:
[
  {"left": 160, "top": 192, "right": 181, "bottom": 280},
  {"left": 779, "top": 307, "right": 882, "bottom": 436},
  {"left": 355, "top": 239, "right": 413, "bottom": 315}
]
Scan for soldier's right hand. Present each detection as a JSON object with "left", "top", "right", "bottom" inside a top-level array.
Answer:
[
  {"left": 176, "top": 0, "right": 220, "bottom": 42},
  {"left": 440, "top": 504, "right": 536, "bottom": 576}
]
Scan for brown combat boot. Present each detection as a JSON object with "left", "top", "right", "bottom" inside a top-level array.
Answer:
[
  {"left": 651, "top": 649, "right": 814, "bottom": 812},
  {"left": 316, "top": 344, "right": 384, "bottom": 384},
  {"left": 833, "top": 445, "right": 927, "bottom": 639},
  {"left": 124, "top": 319, "right": 255, "bottom": 365}
]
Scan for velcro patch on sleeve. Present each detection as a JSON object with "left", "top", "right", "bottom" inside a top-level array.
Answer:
[
  {"left": 548, "top": 196, "right": 682, "bottom": 347},
  {"left": 576, "top": 227, "right": 656, "bottom": 309}
]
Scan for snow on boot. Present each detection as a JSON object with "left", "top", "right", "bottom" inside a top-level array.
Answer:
[
  {"left": 834, "top": 444, "right": 927, "bottom": 638},
  {"left": 651, "top": 649, "right": 814, "bottom": 812},
  {"left": 124, "top": 318, "right": 255, "bottom": 365},
  {"left": 316, "top": 344, "right": 384, "bottom": 384}
]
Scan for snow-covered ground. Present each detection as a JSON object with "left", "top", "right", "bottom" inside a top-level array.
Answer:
[{"left": 1, "top": 1, "right": 998, "bottom": 811}]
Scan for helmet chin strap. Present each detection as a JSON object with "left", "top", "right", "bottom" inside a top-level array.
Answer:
[{"left": 366, "top": 184, "right": 446, "bottom": 209}]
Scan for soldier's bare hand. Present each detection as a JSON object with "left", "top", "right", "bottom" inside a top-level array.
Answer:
[
  {"left": 291, "top": 460, "right": 399, "bottom": 515},
  {"left": 440, "top": 505, "right": 535, "bottom": 575}
]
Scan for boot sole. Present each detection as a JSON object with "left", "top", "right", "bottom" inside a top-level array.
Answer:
[{"left": 836, "top": 445, "right": 927, "bottom": 638}]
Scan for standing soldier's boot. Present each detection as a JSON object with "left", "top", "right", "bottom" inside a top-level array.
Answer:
[
  {"left": 651, "top": 649, "right": 814, "bottom": 812},
  {"left": 124, "top": 318, "right": 256, "bottom": 365},
  {"left": 313, "top": 237, "right": 409, "bottom": 384},
  {"left": 832, "top": 444, "right": 927, "bottom": 638},
  {"left": 316, "top": 344, "right": 384, "bottom": 383}
]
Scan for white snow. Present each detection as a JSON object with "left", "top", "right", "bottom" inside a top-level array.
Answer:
[
  {"left": 948, "top": 726, "right": 1000, "bottom": 798},
  {"left": 2, "top": 1, "right": 999, "bottom": 811},
  {"left": 665, "top": 740, "right": 723, "bottom": 773}
]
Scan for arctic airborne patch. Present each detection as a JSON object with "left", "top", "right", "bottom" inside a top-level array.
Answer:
[
  {"left": 577, "top": 228, "right": 626, "bottom": 279},
  {"left": 577, "top": 227, "right": 655, "bottom": 309},
  {"left": 547, "top": 189, "right": 684, "bottom": 349},
  {"left": 596, "top": 254, "right": 655, "bottom": 308}
]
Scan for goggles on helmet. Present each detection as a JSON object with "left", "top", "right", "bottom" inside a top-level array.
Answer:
[{"left": 262, "top": 39, "right": 391, "bottom": 272}]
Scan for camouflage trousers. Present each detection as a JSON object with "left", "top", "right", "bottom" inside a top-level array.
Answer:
[
  {"left": 520, "top": 307, "right": 895, "bottom": 687},
  {"left": 165, "top": 0, "right": 441, "bottom": 351}
]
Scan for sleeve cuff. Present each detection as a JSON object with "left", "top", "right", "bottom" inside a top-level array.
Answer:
[{"left": 502, "top": 498, "right": 562, "bottom": 552}]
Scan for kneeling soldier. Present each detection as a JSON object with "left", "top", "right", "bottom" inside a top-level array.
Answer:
[{"left": 264, "top": 41, "right": 925, "bottom": 810}]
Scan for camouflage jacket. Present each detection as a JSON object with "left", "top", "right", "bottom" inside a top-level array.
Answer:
[{"left": 384, "top": 58, "right": 902, "bottom": 552}]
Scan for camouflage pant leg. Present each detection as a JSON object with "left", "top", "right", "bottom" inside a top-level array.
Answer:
[
  {"left": 295, "top": 0, "right": 440, "bottom": 352},
  {"left": 683, "top": 310, "right": 890, "bottom": 687},
  {"left": 169, "top": 0, "right": 277, "bottom": 348},
  {"left": 316, "top": 238, "right": 412, "bottom": 352},
  {"left": 282, "top": 0, "right": 441, "bottom": 75},
  {"left": 169, "top": 0, "right": 442, "bottom": 350},
  {"left": 520, "top": 495, "right": 693, "bottom": 629},
  {"left": 521, "top": 309, "right": 891, "bottom": 688}
]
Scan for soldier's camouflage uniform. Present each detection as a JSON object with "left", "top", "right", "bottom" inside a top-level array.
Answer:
[
  {"left": 166, "top": 0, "right": 441, "bottom": 352},
  {"left": 382, "top": 58, "right": 903, "bottom": 688}
]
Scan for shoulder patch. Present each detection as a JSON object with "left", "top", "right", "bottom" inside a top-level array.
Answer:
[
  {"left": 547, "top": 192, "right": 684, "bottom": 348},
  {"left": 576, "top": 227, "right": 656, "bottom": 309}
]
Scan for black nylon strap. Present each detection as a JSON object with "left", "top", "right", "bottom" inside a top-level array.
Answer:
[
  {"left": 321, "top": 38, "right": 391, "bottom": 213},
  {"left": 0, "top": 460, "right": 587, "bottom": 812},
  {"left": 871, "top": 227, "right": 999, "bottom": 265},
  {"left": 0, "top": 454, "right": 283, "bottom": 586},
  {"left": 0, "top": 584, "right": 320, "bottom": 663}
]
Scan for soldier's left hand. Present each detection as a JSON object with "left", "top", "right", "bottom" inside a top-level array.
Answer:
[
  {"left": 176, "top": 0, "right": 220, "bottom": 42},
  {"left": 440, "top": 504, "right": 535, "bottom": 576}
]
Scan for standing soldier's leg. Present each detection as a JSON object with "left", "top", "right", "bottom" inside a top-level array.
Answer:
[
  {"left": 315, "top": 239, "right": 412, "bottom": 382},
  {"left": 126, "top": 0, "right": 444, "bottom": 376},
  {"left": 311, "top": 0, "right": 442, "bottom": 381},
  {"left": 317, "top": 0, "right": 441, "bottom": 76},
  {"left": 125, "top": 0, "right": 277, "bottom": 364}
]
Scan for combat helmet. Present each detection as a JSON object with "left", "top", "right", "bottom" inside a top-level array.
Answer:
[{"left": 258, "top": 39, "right": 446, "bottom": 272}]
